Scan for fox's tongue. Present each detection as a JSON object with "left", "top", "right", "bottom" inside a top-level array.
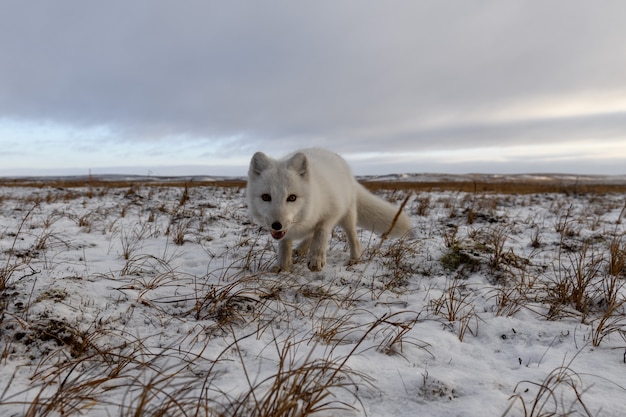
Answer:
[{"left": 271, "top": 230, "right": 286, "bottom": 240}]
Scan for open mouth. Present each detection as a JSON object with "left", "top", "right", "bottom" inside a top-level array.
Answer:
[{"left": 270, "top": 230, "right": 286, "bottom": 240}]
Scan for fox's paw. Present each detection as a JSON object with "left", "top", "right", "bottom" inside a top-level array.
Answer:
[
  {"left": 346, "top": 258, "right": 360, "bottom": 267},
  {"left": 294, "top": 239, "right": 312, "bottom": 258},
  {"left": 307, "top": 254, "right": 326, "bottom": 272},
  {"left": 270, "top": 263, "right": 291, "bottom": 273},
  {"left": 293, "top": 247, "right": 308, "bottom": 259}
]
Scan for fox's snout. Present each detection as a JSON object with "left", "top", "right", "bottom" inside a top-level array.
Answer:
[{"left": 270, "top": 221, "right": 286, "bottom": 240}]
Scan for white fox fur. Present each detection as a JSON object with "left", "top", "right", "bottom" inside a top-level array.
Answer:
[{"left": 247, "top": 148, "right": 412, "bottom": 272}]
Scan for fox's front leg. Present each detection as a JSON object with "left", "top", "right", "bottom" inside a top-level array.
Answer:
[
  {"left": 307, "top": 224, "right": 330, "bottom": 271},
  {"left": 272, "top": 238, "right": 293, "bottom": 272}
]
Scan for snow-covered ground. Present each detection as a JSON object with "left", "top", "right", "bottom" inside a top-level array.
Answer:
[{"left": 1, "top": 183, "right": 625, "bottom": 416}]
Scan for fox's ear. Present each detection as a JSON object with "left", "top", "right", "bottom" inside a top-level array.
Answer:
[
  {"left": 287, "top": 152, "right": 308, "bottom": 178},
  {"left": 249, "top": 152, "right": 271, "bottom": 176}
]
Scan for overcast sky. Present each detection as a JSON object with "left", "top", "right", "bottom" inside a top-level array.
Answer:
[{"left": 1, "top": 1, "right": 626, "bottom": 177}]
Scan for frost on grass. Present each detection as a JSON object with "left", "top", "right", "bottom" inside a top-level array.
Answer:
[{"left": 0, "top": 183, "right": 625, "bottom": 417}]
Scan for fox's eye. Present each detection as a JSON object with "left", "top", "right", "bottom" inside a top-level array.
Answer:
[
  {"left": 261, "top": 194, "right": 271, "bottom": 202},
  {"left": 286, "top": 194, "right": 297, "bottom": 202}
]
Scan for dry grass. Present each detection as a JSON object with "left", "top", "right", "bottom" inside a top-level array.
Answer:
[
  {"left": 227, "top": 327, "right": 373, "bottom": 417},
  {"left": 0, "top": 177, "right": 248, "bottom": 191},
  {"left": 1, "top": 203, "right": 39, "bottom": 292},
  {"left": 3, "top": 175, "right": 626, "bottom": 195},
  {"left": 361, "top": 178, "right": 626, "bottom": 195},
  {"left": 429, "top": 277, "right": 478, "bottom": 342},
  {"left": 502, "top": 362, "right": 595, "bottom": 417}
]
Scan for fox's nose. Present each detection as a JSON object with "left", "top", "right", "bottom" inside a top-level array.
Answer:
[{"left": 271, "top": 222, "right": 282, "bottom": 231}]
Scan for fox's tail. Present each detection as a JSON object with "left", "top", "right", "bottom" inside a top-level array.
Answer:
[{"left": 356, "top": 183, "right": 413, "bottom": 238}]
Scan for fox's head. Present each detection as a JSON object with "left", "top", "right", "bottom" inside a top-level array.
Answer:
[{"left": 246, "top": 151, "right": 311, "bottom": 240}]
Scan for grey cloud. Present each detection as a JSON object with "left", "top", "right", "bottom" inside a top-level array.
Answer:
[
  {"left": 403, "top": 112, "right": 626, "bottom": 152},
  {"left": 1, "top": 1, "right": 626, "bottom": 159}
]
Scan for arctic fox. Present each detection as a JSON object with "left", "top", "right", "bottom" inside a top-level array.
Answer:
[{"left": 247, "top": 148, "right": 412, "bottom": 272}]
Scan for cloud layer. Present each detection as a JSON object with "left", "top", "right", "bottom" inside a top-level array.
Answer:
[{"left": 1, "top": 1, "right": 625, "bottom": 174}]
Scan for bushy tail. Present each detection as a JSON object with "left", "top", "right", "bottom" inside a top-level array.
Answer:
[{"left": 356, "top": 183, "right": 413, "bottom": 238}]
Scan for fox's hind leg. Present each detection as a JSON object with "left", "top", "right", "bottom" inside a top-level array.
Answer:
[
  {"left": 340, "top": 205, "right": 362, "bottom": 264},
  {"left": 294, "top": 236, "right": 312, "bottom": 260}
]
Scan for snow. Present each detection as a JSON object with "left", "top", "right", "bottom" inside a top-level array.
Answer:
[{"left": 0, "top": 182, "right": 625, "bottom": 416}]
